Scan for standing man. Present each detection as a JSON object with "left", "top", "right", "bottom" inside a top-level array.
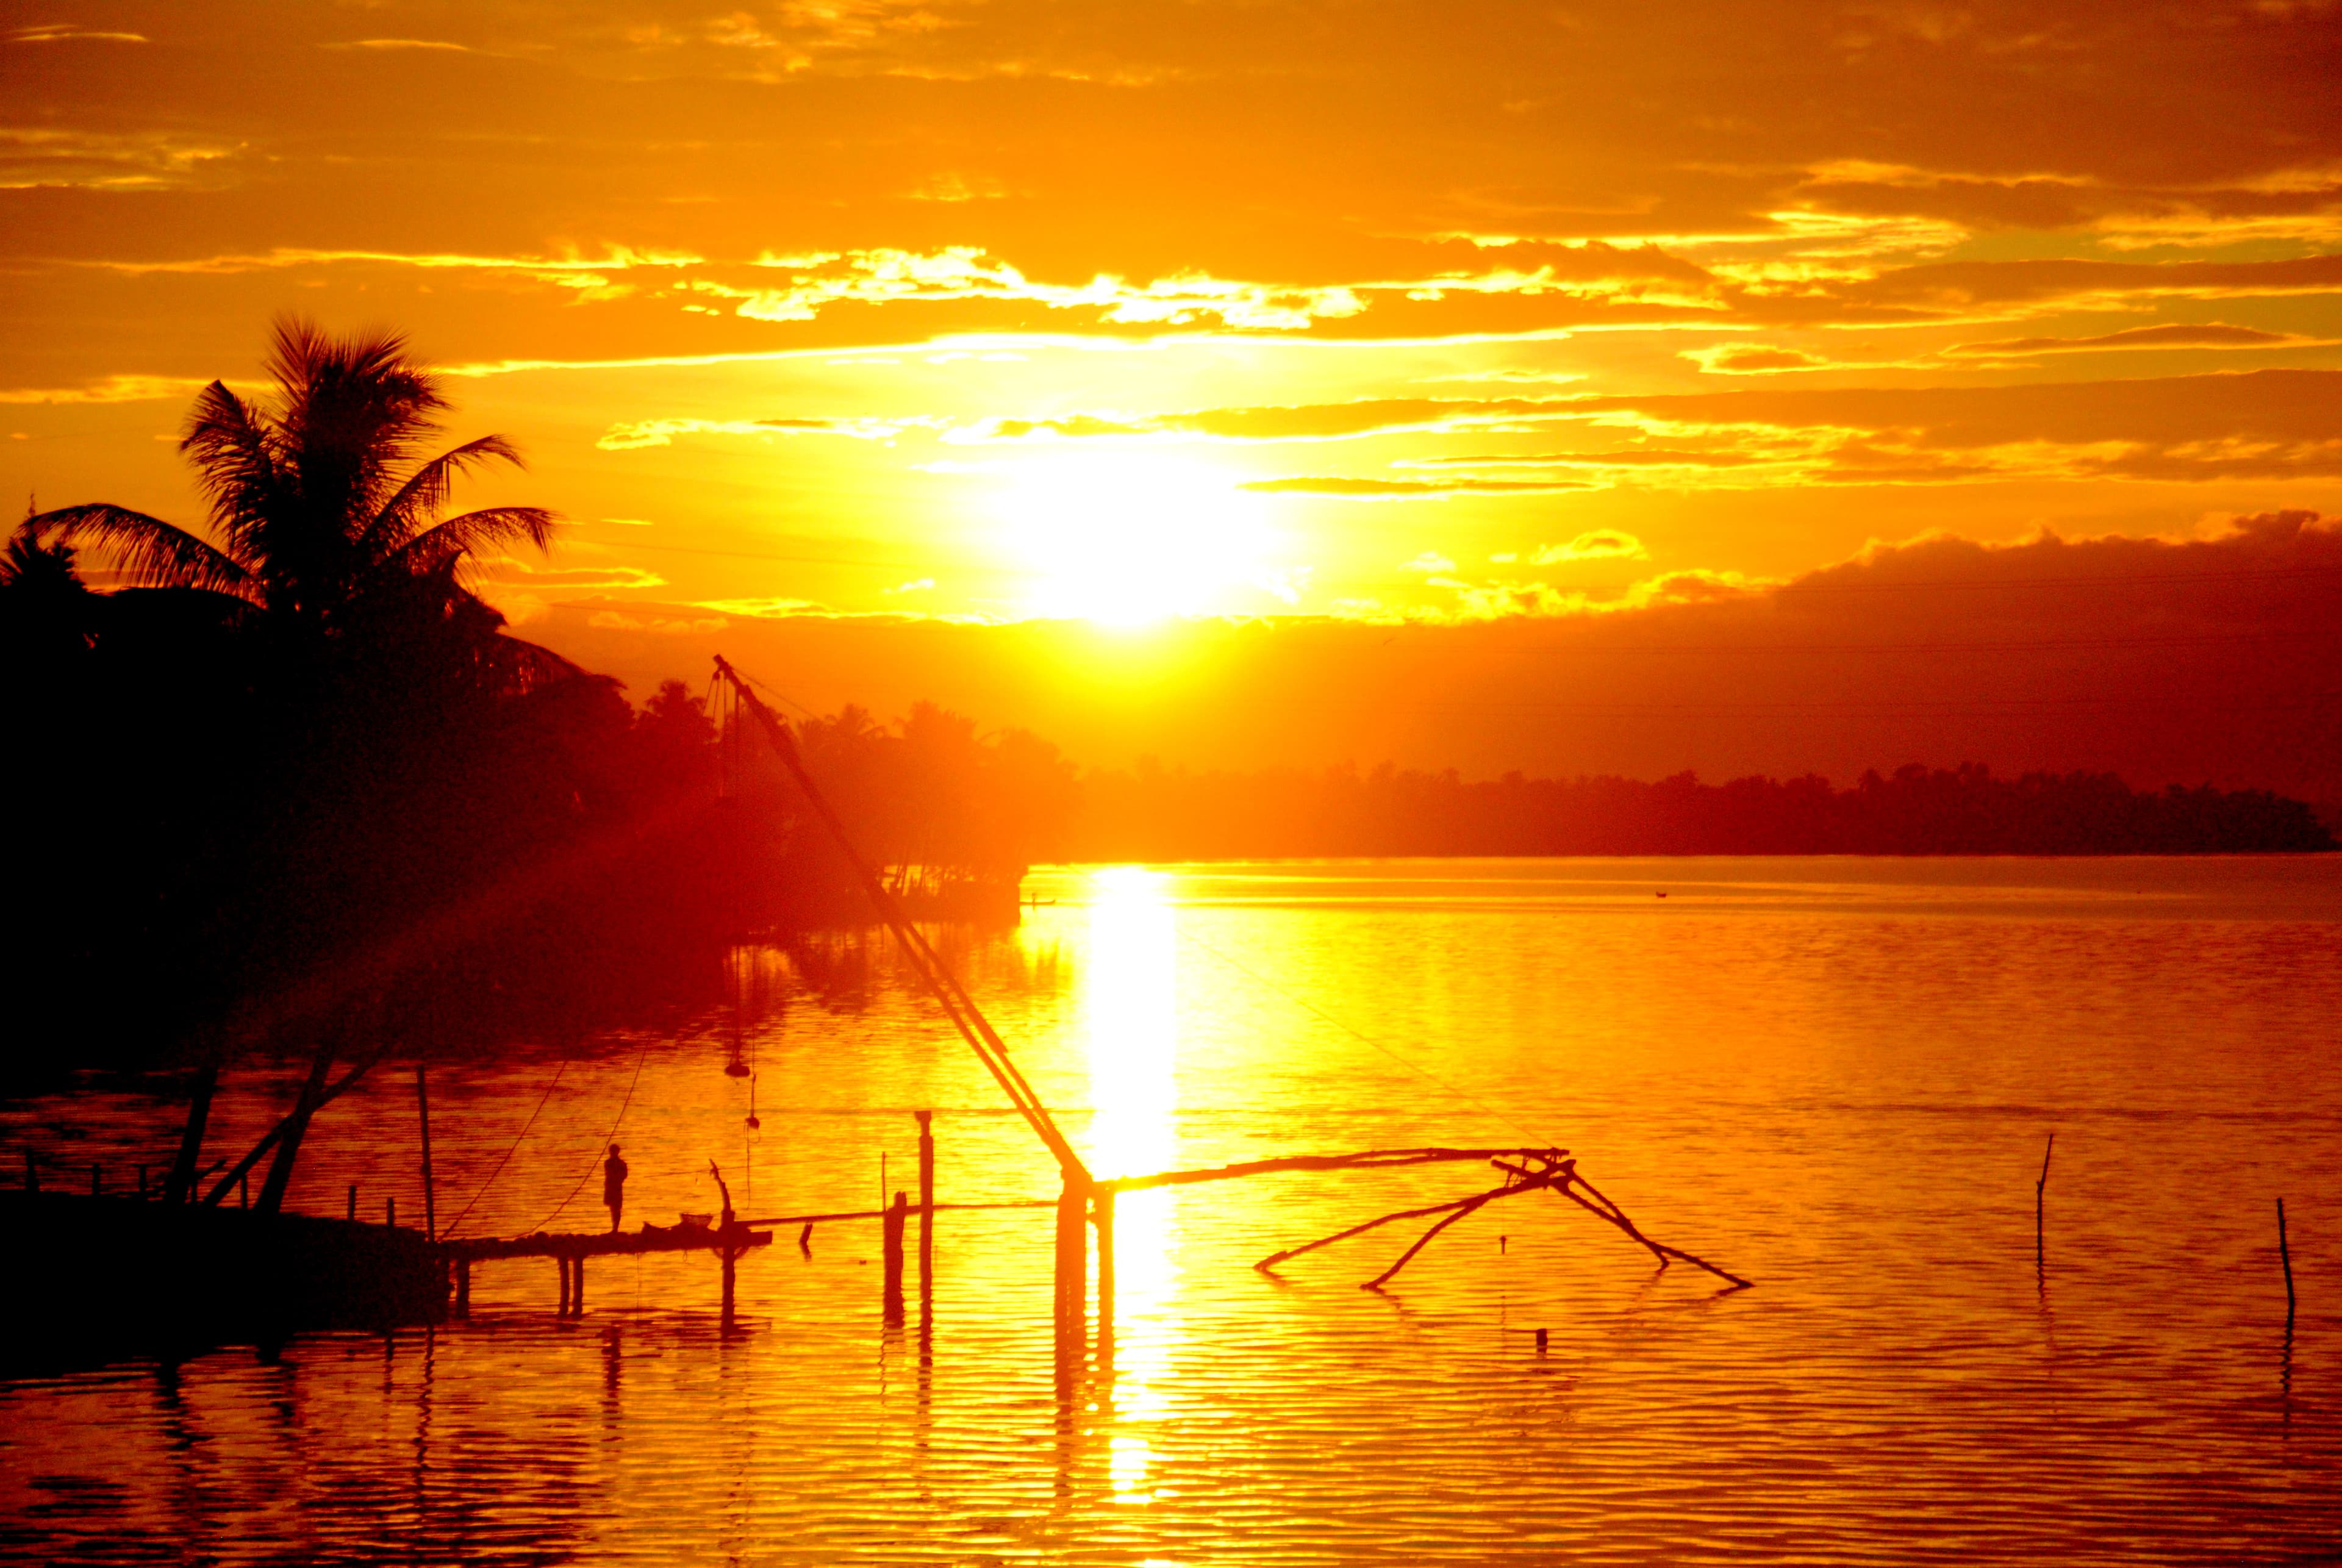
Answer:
[{"left": 603, "top": 1145, "right": 629, "bottom": 1233}]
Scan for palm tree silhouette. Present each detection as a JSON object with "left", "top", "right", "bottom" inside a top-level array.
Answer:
[{"left": 17, "top": 318, "right": 560, "bottom": 682}]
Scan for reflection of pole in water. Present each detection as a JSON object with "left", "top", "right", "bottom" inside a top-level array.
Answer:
[{"left": 1094, "top": 1187, "right": 1115, "bottom": 1380}]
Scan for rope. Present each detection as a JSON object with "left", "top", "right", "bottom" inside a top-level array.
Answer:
[
  {"left": 439, "top": 1058, "right": 567, "bottom": 1237},
  {"left": 1176, "top": 927, "right": 1555, "bottom": 1148},
  {"left": 521, "top": 1033, "right": 655, "bottom": 1234}
]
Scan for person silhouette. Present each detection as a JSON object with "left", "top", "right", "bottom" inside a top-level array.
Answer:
[{"left": 603, "top": 1145, "right": 629, "bottom": 1232}]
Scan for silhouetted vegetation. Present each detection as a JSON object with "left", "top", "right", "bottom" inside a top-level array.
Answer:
[
  {"left": 0, "top": 326, "right": 1070, "bottom": 1079},
  {"left": 1068, "top": 760, "right": 2336, "bottom": 858},
  {"left": 5, "top": 324, "right": 2329, "bottom": 1087}
]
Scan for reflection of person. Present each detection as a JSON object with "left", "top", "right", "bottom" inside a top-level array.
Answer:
[{"left": 603, "top": 1145, "right": 629, "bottom": 1232}]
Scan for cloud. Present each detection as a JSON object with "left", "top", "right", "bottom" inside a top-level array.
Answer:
[
  {"left": 7, "top": 24, "right": 146, "bottom": 44},
  {"left": 587, "top": 610, "right": 730, "bottom": 634},
  {"left": 0, "top": 129, "right": 238, "bottom": 191},
  {"left": 601, "top": 517, "right": 656, "bottom": 527},
  {"left": 1570, "top": 368, "right": 2342, "bottom": 485},
  {"left": 0, "top": 374, "right": 216, "bottom": 405},
  {"left": 965, "top": 396, "right": 1591, "bottom": 445},
  {"left": 1681, "top": 344, "right": 1835, "bottom": 374},
  {"left": 476, "top": 560, "right": 667, "bottom": 591},
  {"left": 697, "top": 596, "right": 836, "bottom": 617},
  {"left": 322, "top": 39, "right": 472, "bottom": 52},
  {"left": 1533, "top": 531, "right": 1648, "bottom": 563},
  {"left": 596, "top": 414, "right": 935, "bottom": 449},
  {"left": 1946, "top": 323, "right": 2319, "bottom": 357},
  {"left": 1403, "top": 449, "right": 1763, "bottom": 469},
  {"left": 1240, "top": 476, "right": 1592, "bottom": 498}
]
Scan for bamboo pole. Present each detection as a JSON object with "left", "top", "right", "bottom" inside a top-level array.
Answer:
[
  {"left": 917, "top": 1111, "right": 935, "bottom": 1305},
  {"left": 416, "top": 1064, "right": 437, "bottom": 1243},
  {"left": 2036, "top": 1133, "right": 2054, "bottom": 1276},
  {"left": 2279, "top": 1198, "right": 2296, "bottom": 1319},
  {"left": 883, "top": 1190, "right": 908, "bottom": 1325},
  {"left": 711, "top": 657, "right": 1091, "bottom": 1187}
]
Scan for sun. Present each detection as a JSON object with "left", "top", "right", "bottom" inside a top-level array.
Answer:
[{"left": 994, "top": 451, "right": 1277, "bottom": 626}]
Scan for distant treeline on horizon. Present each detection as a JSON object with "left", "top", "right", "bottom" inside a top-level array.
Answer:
[{"left": 1061, "top": 760, "right": 2337, "bottom": 859}]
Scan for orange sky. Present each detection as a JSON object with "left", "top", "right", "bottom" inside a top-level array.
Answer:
[{"left": 6, "top": 2, "right": 2341, "bottom": 790}]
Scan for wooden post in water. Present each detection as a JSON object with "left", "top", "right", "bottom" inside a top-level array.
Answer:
[
  {"left": 2034, "top": 1132, "right": 2054, "bottom": 1277},
  {"left": 348, "top": 1184, "right": 358, "bottom": 1222},
  {"left": 23, "top": 1151, "right": 35, "bottom": 1193},
  {"left": 415, "top": 1064, "right": 437, "bottom": 1243},
  {"left": 574, "top": 1255, "right": 586, "bottom": 1316},
  {"left": 883, "top": 1190, "right": 909, "bottom": 1325},
  {"left": 456, "top": 1258, "right": 471, "bottom": 1319},
  {"left": 137, "top": 1165, "right": 148, "bottom": 1200},
  {"left": 2280, "top": 1198, "right": 2297, "bottom": 1319},
  {"left": 557, "top": 1255, "right": 571, "bottom": 1316},
  {"left": 91, "top": 1164, "right": 101, "bottom": 1197},
  {"left": 1094, "top": 1187, "right": 1116, "bottom": 1329},
  {"left": 1055, "top": 1175, "right": 1087, "bottom": 1341},
  {"left": 916, "top": 1111, "right": 935, "bottom": 1304},
  {"left": 720, "top": 1242, "right": 737, "bottom": 1326},
  {"left": 387, "top": 1195, "right": 396, "bottom": 1230}
]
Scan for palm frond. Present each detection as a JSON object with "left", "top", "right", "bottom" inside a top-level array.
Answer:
[
  {"left": 20, "top": 504, "right": 256, "bottom": 596},
  {"left": 178, "top": 381, "right": 281, "bottom": 565},
  {"left": 370, "top": 506, "right": 562, "bottom": 584},
  {"left": 268, "top": 317, "right": 449, "bottom": 529},
  {"left": 356, "top": 435, "right": 526, "bottom": 563}
]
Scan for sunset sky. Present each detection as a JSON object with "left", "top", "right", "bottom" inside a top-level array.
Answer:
[{"left": 7, "top": 1, "right": 2341, "bottom": 791}]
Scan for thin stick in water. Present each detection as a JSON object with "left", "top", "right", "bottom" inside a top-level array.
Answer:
[{"left": 2279, "top": 1197, "right": 2296, "bottom": 1318}]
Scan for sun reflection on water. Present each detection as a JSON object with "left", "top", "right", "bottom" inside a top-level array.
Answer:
[{"left": 1081, "top": 865, "right": 1184, "bottom": 1439}]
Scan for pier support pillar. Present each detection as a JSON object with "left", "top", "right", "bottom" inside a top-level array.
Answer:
[
  {"left": 915, "top": 1111, "right": 935, "bottom": 1309},
  {"left": 1094, "top": 1187, "right": 1115, "bottom": 1333},
  {"left": 720, "top": 1244, "right": 737, "bottom": 1327},
  {"left": 1054, "top": 1175, "right": 1087, "bottom": 1344},
  {"left": 883, "top": 1190, "right": 908, "bottom": 1325},
  {"left": 573, "top": 1256, "right": 586, "bottom": 1316},
  {"left": 557, "top": 1255, "right": 571, "bottom": 1316},
  {"left": 456, "top": 1259, "right": 471, "bottom": 1319}
]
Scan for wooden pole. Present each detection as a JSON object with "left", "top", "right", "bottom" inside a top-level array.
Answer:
[
  {"left": 1055, "top": 1175, "right": 1087, "bottom": 1341},
  {"left": 883, "top": 1190, "right": 908, "bottom": 1325},
  {"left": 415, "top": 1064, "right": 437, "bottom": 1243},
  {"left": 720, "top": 1244, "right": 737, "bottom": 1326},
  {"left": 456, "top": 1258, "right": 471, "bottom": 1319},
  {"left": 2279, "top": 1198, "right": 2296, "bottom": 1319},
  {"left": 2035, "top": 1132, "right": 2054, "bottom": 1277},
  {"left": 574, "top": 1255, "right": 586, "bottom": 1316},
  {"left": 348, "top": 1184, "right": 358, "bottom": 1222},
  {"left": 164, "top": 1048, "right": 223, "bottom": 1206},
  {"left": 557, "top": 1255, "right": 571, "bottom": 1316},
  {"left": 1094, "top": 1187, "right": 1115, "bottom": 1328},
  {"left": 257, "top": 1033, "right": 339, "bottom": 1215},
  {"left": 916, "top": 1111, "right": 935, "bottom": 1304},
  {"left": 387, "top": 1195, "right": 396, "bottom": 1230},
  {"left": 22, "top": 1151, "right": 35, "bottom": 1194}
]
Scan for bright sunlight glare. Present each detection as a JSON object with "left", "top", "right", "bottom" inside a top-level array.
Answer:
[{"left": 997, "top": 453, "right": 1278, "bottom": 626}]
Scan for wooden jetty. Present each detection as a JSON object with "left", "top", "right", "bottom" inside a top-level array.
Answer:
[
  {"left": 440, "top": 1220, "right": 775, "bottom": 1320},
  {"left": 3, "top": 653, "right": 1744, "bottom": 1373}
]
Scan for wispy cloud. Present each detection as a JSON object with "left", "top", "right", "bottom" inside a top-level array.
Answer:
[
  {"left": 1946, "top": 323, "right": 2322, "bottom": 357},
  {"left": 1241, "top": 475, "right": 1592, "bottom": 498}
]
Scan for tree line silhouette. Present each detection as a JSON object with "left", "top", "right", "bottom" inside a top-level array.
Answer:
[
  {"left": 4, "top": 323, "right": 2329, "bottom": 1085},
  {"left": 1066, "top": 759, "right": 2335, "bottom": 860}
]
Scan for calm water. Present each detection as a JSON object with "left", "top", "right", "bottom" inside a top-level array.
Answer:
[{"left": 5, "top": 857, "right": 2340, "bottom": 1565}]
